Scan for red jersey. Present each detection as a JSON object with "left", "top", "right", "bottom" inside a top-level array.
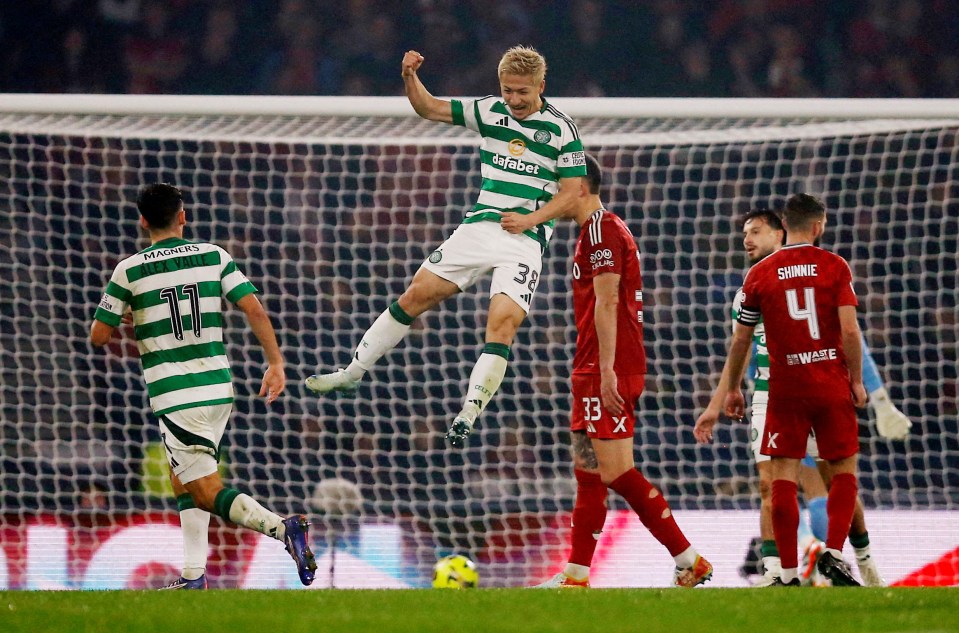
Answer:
[
  {"left": 737, "top": 243, "right": 858, "bottom": 399},
  {"left": 571, "top": 209, "right": 646, "bottom": 376}
]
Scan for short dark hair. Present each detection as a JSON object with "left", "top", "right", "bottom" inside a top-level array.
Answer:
[
  {"left": 782, "top": 193, "right": 825, "bottom": 231},
  {"left": 584, "top": 153, "right": 602, "bottom": 194},
  {"left": 741, "top": 208, "right": 784, "bottom": 233},
  {"left": 137, "top": 183, "right": 183, "bottom": 229}
]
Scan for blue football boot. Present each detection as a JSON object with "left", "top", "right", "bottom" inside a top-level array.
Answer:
[
  {"left": 160, "top": 574, "right": 208, "bottom": 590},
  {"left": 282, "top": 515, "right": 317, "bottom": 586}
]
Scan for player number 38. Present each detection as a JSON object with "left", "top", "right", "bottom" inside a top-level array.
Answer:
[{"left": 512, "top": 263, "right": 538, "bottom": 293}]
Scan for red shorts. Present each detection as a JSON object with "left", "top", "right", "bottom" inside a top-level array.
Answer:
[
  {"left": 570, "top": 374, "right": 645, "bottom": 439},
  {"left": 761, "top": 394, "right": 859, "bottom": 461}
]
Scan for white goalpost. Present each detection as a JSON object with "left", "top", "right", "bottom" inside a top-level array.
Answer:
[{"left": 0, "top": 95, "right": 956, "bottom": 589}]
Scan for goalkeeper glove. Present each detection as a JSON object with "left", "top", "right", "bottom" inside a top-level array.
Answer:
[{"left": 870, "top": 386, "right": 912, "bottom": 440}]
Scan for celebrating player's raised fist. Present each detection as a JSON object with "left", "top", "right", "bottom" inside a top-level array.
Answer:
[{"left": 402, "top": 50, "right": 424, "bottom": 77}]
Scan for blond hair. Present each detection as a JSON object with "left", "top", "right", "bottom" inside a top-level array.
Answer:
[{"left": 497, "top": 45, "right": 546, "bottom": 82}]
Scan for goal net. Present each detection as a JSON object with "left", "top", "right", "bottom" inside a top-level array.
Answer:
[{"left": 1, "top": 96, "right": 956, "bottom": 589}]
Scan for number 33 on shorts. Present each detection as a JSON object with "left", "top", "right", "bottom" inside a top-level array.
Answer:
[{"left": 569, "top": 374, "right": 644, "bottom": 439}]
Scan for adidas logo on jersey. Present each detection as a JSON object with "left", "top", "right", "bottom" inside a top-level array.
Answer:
[
  {"left": 520, "top": 293, "right": 531, "bottom": 304},
  {"left": 496, "top": 116, "right": 509, "bottom": 127}
]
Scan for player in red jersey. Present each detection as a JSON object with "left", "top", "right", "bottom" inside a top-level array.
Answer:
[
  {"left": 536, "top": 155, "right": 712, "bottom": 589},
  {"left": 722, "top": 193, "right": 865, "bottom": 586}
]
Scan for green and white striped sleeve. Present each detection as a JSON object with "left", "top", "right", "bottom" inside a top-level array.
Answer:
[
  {"left": 93, "top": 264, "right": 132, "bottom": 327},
  {"left": 218, "top": 247, "right": 257, "bottom": 304},
  {"left": 556, "top": 127, "right": 586, "bottom": 179},
  {"left": 451, "top": 98, "right": 481, "bottom": 132}
]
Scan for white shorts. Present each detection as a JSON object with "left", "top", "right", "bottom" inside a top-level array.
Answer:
[
  {"left": 749, "top": 394, "right": 819, "bottom": 463},
  {"left": 158, "top": 404, "right": 231, "bottom": 484},
  {"left": 420, "top": 220, "right": 543, "bottom": 314}
]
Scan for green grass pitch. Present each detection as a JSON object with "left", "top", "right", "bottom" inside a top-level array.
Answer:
[{"left": 2, "top": 587, "right": 957, "bottom": 633}]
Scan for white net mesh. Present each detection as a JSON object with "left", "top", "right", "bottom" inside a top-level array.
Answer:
[{"left": 1, "top": 101, "right": 956, "bottom": 588}]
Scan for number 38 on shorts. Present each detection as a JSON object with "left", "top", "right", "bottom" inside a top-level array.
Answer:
[{"left": 569, "top": 374, "right": 645, "bottom": 439}]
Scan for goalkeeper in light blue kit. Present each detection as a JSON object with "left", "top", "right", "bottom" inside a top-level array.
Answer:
[
  {"left": 306, "top": 46, "right": 587, "bottom": 445},
  {"left": 91, "top": 183, "right": 317, "bottom": 589},
  {"left": 694, "top": 208, "right": 910, "bottom": 587}
]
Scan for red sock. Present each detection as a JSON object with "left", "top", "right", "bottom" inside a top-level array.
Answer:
[
  {"left": 609, "top": 469, "right": 690, "bottom": 556},
  {"left": 569, "top": 469, "right": 608, "bottom": 567},
  {"left": 771, "top": 479, "right": 800, "bottom": 569},
  {"left": 826, "top": 473, "right": 858, "bottom": 552}
]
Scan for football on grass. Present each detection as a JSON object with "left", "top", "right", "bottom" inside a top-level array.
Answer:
[{"left": 432, "top": 554, "right": 479, "bottom": 589}]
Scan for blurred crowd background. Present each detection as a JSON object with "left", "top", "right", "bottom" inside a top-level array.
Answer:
[{"left": 2, "top": 0, "right": 958, "bottom": 98}]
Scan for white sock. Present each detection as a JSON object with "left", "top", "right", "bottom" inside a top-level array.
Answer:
[
  {"left": 462, "top": 352, "right": 508, "bottom": 415},
  {"left": 180, "top": 507, "right": 210, "bottom": 580},
  {"left": 763, "top": 555, "right": 782, "bottom": 576},
  {"left": 855, "top": 545, "right": 872, "bottom": 561},
  {"left": 563, "top": 563, "right": 590, "bottom": 581},
  {"left": 673, "top": 546, "right": 698, "bottom": 569},
  {"left": 346, "top": 306, "right": 411, "bottom": 377},
  {"left": 228, "top": 493, "right": 286, "bottom": 541},
  {"left": 781, "top": 567, "right": 799, "bottom": 583}
]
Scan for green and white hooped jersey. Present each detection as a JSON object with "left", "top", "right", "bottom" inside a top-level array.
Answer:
[
  {"left": 450, "top": 96, "right": 587, "bottom": 248},
  {"left": 94, "top": 237, "right": 257, "bottom": 417},
  {"left": 732, "top": 287, "right": 769, "bottom": 401}
]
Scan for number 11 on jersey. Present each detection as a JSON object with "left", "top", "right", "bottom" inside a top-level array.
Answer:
[{"left": 159, "top": 282, "right": 202, "bottom": 340}]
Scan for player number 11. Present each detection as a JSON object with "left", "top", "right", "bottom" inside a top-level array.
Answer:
[{"left": 159, "top": 283, "right": 202, "bottom": 341}]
